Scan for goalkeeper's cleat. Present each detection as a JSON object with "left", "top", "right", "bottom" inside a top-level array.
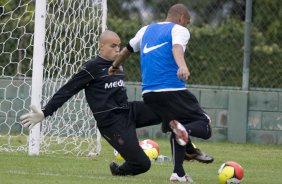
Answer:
[
  {"left": 169, "top": 120, "right": 188, "bottom": 146},
  {"left": 109, "top": 162, "right": 122, "bottom": 176},
  {"left": 169, "top": 173, "right": 193, "bottom": 183},
  {"left": 185, "top": 148, "right": 214, "bottom": 164}
]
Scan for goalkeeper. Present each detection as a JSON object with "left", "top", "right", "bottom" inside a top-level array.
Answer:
[{"left": 20, "top": 30, "right": 212, "bottom": 177}]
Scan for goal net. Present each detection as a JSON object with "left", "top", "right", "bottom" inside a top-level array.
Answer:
[{"left": 0, "top": 0, "right": 107, "bottom": 156}]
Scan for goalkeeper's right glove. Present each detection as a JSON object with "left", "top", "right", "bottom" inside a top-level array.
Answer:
[{"left": 20, "top": 105, "right": 44, "bottom": 129}]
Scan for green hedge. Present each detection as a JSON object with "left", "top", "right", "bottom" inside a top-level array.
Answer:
[
  {"left": 108, "top": 17, "right": 282, "bottom": 88},
  {"left": 1, "top": 0, "right": 281, "bottom": 88}
]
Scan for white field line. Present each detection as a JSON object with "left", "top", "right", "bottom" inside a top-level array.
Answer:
[
  {"left": 5, "top": 170, "right": 153, "bottom": 182},
  {"left": 6, "top": 170, "right": 106, "bottom": 180}
]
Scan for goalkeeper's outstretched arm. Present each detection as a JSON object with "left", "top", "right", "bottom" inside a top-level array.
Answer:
[{"left": 20, "top": 65, "right": 92, "bottom": 129}]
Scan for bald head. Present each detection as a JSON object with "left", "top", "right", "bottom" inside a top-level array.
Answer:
[
  {"left": 99, "top": 30, "right": 120, "bottom": 44},
  {"left": 99, "top": 30, "right": 121, "bottom": 61},
  {"left": 166, "top": 4, "right": 190, "bottom": 27}
]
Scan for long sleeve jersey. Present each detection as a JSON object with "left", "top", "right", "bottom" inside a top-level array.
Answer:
[{"left": 42, "top": 56, "right": 129, "bottom": 127}]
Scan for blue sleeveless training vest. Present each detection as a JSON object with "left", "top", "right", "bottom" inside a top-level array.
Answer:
[{"left": 140, "top": 23, "right": 186, "bottom": 92}]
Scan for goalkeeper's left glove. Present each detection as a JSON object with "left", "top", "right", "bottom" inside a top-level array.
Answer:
[{"left": 20, "top": 105, "right": 44, "bottom": 129}]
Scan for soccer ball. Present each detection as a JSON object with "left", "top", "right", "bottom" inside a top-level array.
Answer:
[
  {"left": 139, "top": 139, "right": 160, "bottom": 159},
  {"left": 114, "top": 139, "right": 160, "bottom": 160},
  {"left": 218, "top": 161, "right": 244, "bottom": 184}
]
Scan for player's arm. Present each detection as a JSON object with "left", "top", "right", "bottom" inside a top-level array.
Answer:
[
  {"left": 20, "top": 64, "right": 94, "bottom": 129},
  {"left": 172, "top": 25, "right": 190, "bottom": 81},
  {"left": 108, "top": 46, "right": 131, "bottom": 75},
  {"left": 172, "top": 44, "right": 190, "bottom": 81},
  {"left": 108, "top": 26, "right": 148, "bottom": 75}
]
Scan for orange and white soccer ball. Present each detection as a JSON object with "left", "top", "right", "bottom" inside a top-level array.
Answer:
[
  {"left": 139, "top": 139, "right": 160, "bottom": 159},
  {"left": 218, "top": 161, "right": 244, "bottom": 184},
  {"left": 114, "top": 139, "right": 160, "bottom": 160}
]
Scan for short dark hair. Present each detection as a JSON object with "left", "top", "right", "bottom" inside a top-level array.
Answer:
[{"left": 167, "top": 4, "right": 189, "bottom": 19}]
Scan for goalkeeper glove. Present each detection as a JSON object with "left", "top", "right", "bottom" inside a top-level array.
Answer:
[{"left": 20, "top": 105, "right": 44, "bottom": 129}]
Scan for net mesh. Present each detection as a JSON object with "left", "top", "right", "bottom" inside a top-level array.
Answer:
[{"left": 0, "top": 0, "right": 105, "bottom": 156}]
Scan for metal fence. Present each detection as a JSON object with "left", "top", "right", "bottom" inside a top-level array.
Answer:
[{"left": 107, "top": 0, "right": 282, "bottom": 90}]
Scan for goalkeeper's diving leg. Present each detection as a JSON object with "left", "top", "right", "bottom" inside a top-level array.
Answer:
[{"left": 99, "top": 112, "right": 151, "bottom": 176}]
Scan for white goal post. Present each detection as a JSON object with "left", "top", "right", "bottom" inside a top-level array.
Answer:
[{"left": 0, "top": 0, "right": 107, "bottom": 156}]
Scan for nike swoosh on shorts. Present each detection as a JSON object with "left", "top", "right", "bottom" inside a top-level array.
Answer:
[{"left": 143, "top": 42, "right": 168, "bottom": 54}]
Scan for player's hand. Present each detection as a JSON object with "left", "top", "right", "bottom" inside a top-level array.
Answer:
[
  {"left": 20, "top": 105, "right": 44, "bottom": 129},
  {"left": 108, "top": 65, "right": 119, "bottom": 75},
  {"left": 177, "top": 66, "right": 190, "bottom": 81}
]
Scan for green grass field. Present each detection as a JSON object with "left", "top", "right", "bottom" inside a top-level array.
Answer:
[{"left": 1, "top": 139, "right": 282, "bottom": 184}]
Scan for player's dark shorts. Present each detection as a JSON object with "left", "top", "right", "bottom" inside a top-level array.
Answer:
[{"left": 143, "top": 89, "right": 211, "bottom": 138}]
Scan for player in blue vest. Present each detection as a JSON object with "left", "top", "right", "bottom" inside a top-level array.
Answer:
[{"left": 109, "top": 4, "right": 212, "bottom": 182}]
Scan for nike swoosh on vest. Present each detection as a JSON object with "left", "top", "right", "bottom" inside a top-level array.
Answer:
[{"left": 143, "top": 42, "right": 168, "bottom": 54}]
